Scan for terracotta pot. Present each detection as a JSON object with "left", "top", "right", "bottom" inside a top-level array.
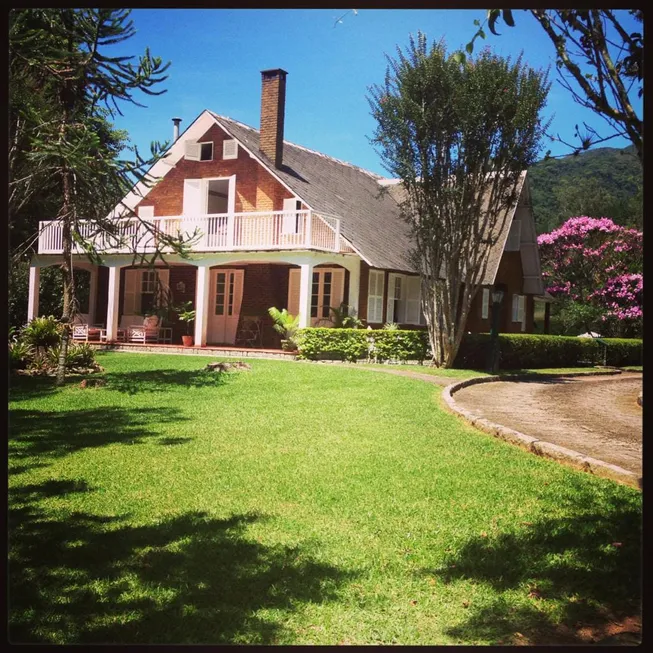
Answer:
[{"left": 181, "top": 335, "right": 194, "bottom": 347}]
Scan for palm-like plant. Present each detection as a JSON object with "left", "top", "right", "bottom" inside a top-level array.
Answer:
[
  {"left": 268, "top": 307, "right": 300, "bottom": 350},
  {"left": 329, "top": 303, "right": 364, "bottom": 329}
]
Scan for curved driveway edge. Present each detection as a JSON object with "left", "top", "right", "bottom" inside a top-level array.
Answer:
[{"left": 441, "top": 373, "right": 641, "bottom": 490}]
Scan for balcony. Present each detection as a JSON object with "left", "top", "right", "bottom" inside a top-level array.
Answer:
[{"left": 37, "top": 210, "right": 346, "bottom": 255}]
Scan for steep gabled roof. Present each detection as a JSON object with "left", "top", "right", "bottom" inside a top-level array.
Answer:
[{"left": 210, "top": 113, "right": 414, "bottom": 271}]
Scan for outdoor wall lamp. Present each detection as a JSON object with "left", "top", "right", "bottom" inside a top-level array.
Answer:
[
  {"left": 486, "top": 285, "right": 506, "bottom": 374},
  {"left": 176, "top": 281, "right": 186, "bottom": 293}
]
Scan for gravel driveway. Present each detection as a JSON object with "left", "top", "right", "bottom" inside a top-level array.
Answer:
[{"left": 453, "top": 373, "right": 642, "bottom": 475}]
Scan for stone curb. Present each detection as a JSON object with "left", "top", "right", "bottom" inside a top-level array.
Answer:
[{"left": 441, "top": 373, "right": 641, "bottom": 490}]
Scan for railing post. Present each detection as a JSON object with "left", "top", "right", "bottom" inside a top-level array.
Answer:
[
  {"left": 305, "top": 210, "right": 312, "bottom": 248},
  {"left": 226, "top": 212, "right": 235, "bottom": 249},
  {"left": 334, "top": 217, "right": 341, "bottom": 252}
]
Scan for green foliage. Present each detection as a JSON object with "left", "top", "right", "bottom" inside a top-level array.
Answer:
[
  {"left": 9, "top": 341, "right": 34, "bottom": 370},
  {"left": 383, "top": 322, "right": 399, "bottom": 331},
  {"left": 296, "top": 328, "right": 429, "bottom": 363},
  {"left": 530, "top": 146, "right": 642, "bottom": 234},
  {"left": 369, "top": 330, "right": 429, "bottom": 363},
  {"left": 328, "top": 303, "right": 365, "bottom": 329},
  {"left": 174, "top": 301, "right": 195, "bottom": 335},
  {"left": 295, "top": 328, "right": 369, "bottom": 362},
  {"left": 454, "top": 333, "right": 642, "bottom": 369},
  {"left": 268, "top": 307, "right": 300, "bottom": 349},
  {"left": 20, "top": 316, "right": 63, "bottom": 350},
  {"left": 46, "top": 342, "right": 97, "bottom": 370}
]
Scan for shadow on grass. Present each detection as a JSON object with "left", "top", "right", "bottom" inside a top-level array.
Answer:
[
  {"left": 9, "top": 479, "right": 352, "bottom": 644},
  {"left": 423, "top": 483, "right": 641, "bottom": 645},
  {"left": 9, "top": 405, "right": 191, "bottom": 465},
  {"left": 102, "top": 368, "right": 229, "bottom": 394}
]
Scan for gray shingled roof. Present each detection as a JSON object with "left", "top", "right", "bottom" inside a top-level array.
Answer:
[
  {"left": 211, "top": 112, "right": 525, "bottom": 280},
  {"left": 211, "top": 113, "right": 414, "bottom": 271}
]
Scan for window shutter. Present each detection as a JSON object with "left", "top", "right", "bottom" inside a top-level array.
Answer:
[
  {"left": 287, "top": 268, "right": 300, "bottom": 316},
  {"left": 138, "top": 205, "right": 154, "bottom": 218},
  {"left": 282, "top": 198, "right": 299, "bottom": 234},
  {"left": 386, "top": 273, "right": 397, "bottom": 323},
  {"left": 183, "top": 179, "right": 203, "bottom": 215},
  {"left": 518, "top": 294, "right": 525, "bottom": 326},
  {"left": 331, "top": 268, "right": 345, "bottom": 311},
  {"left": 184, "top": 141, "right": 201, "bottom": 161},
  {"left": 367, "top": 270, "right": 384, "bottom": 323},
  {"left": 223, "top": 139, "right": 238, "bottom": 160},
  {"left": 123, "top": 269, "right": 140, "bottom": 317},
  {"left": 481, "top": 288, "right": 490, "bottom": 319},
  {"left": 512, "top": 294, "right": 520, "bottom": 322},
  {"left": 405, "top": 276, "right": 421, "bottom": 324}
]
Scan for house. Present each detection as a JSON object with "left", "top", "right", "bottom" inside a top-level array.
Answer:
[{"left": 28, "top": 68, "right": 544, "bottom": 349}]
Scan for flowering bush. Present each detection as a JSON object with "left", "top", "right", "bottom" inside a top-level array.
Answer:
[{"left": 538, "top": 217, "right": 642, "bottom": 336}]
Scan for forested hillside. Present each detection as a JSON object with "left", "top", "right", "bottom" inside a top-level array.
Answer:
[{"left": 529, "top": 145, "right": 642, "bottom": 234}]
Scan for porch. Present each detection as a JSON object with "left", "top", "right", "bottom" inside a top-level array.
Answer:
[{"left": 27, "top": 252, "right": 362, "bottom": 348}]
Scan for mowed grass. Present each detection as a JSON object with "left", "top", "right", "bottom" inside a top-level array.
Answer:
[{"left": 9, "top": 352, "right": 641, "bottom": 645}]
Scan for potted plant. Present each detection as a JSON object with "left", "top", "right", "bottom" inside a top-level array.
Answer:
[
  {"left": 175, "top": 301, "right": 196, "bottom": 347},
  {"left": 268, "top": 307, "right": 300, "bottom": 351}
]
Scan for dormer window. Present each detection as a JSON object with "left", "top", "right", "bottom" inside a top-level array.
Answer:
[
  {"left": 184, "top": 140, "right": 214, "bottom": 162},
  {"left": 199, "top": 142, "right": 213, "bottom": 161}
]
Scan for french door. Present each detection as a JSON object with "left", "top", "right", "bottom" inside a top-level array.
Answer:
[{"left": 208, "top": 269, "right": 244, "bottom": 344}]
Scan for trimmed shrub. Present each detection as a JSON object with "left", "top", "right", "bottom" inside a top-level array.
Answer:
[
  {"left": 296, "top": 328, "right": 429, "bottom": 363},
  {"left": 296, "top": 328, "right": 368, "bottom": 362},
  {"left": 370, "top": 330, "right": 429, "bottom": 363},
  {"left": 600, "top": 338, "right": 643, "bottom": 367},
  {"left": 454, "top": 333, "right": 642, "bottom": 370}
]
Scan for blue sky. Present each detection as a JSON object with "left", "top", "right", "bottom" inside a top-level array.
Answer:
[{"left": 110, "top": 9, "right": 641, "bottom": 177}]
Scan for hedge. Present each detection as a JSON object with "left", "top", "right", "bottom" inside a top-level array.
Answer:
[
  {"left": 454, "top": 333, "right": 642, "bottom": 369},
  {"left": 294, "top": 328, "right": 642, "bottom": 368},
  {"left": 295, "top": 328, "right": 429, "bottom": 363}
]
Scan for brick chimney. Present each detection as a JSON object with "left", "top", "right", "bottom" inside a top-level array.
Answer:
[{"left": 260, "top": 68, "right": 288, "bottom": 168}]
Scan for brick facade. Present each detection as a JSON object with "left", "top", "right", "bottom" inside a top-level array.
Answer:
[{"left": 136, "top": 123, "right": 295, "bottom": 216}]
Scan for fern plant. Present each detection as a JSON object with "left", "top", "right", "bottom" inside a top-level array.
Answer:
[{"left": 268, "top": 307, "right": 300, "bottom": 350}]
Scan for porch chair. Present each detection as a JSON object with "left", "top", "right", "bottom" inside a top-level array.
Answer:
[
  {"left": 71, "top": 323, "right": 103, "bottom": 343},
  {"left": 127, "top": 315, "right": 161, "bottom": 344}
]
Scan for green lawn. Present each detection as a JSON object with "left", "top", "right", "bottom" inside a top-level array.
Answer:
[{"left": 9, "top": 352, "right": 641, "bottom": 645}]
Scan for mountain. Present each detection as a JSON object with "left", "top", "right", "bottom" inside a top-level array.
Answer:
[{"left": 528, "top": 145, "right": 642, "bottom": 234}]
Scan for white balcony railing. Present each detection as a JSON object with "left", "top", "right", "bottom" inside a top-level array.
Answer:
[{"left": 37, "top": 210, "right": 343, "bottom": 255}]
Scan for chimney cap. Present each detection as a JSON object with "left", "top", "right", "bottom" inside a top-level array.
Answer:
[
  {"left": 172, "top": 117, "right": 182, "bottom": 123},
  {"left": 261, "top": 68, "right": 288, "bottom": 77}
]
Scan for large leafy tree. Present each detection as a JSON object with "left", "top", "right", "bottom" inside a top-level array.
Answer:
[
  {"left": 369, "top": 33, "right": 550, "bottom": 367},
  {"left": 464, "top": 10, "right": 643, "bottom": 162},
  {"left": 9, "top": 9, "right": 190, "bottom": 384},
  {"left": 538, "top": 217, "right": 642, "bottom": 337}
]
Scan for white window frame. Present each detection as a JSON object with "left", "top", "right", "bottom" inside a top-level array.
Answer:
[
  {"left": 512, "top": 293, "right": 525, "bottom": 322},
  {"left": 282, "top": 198, "right": 302, "bottom": 235},
  {"left": 223, "top": 139, "right": 238, "bottom": 160},
  {"left": 367, "top": 270, "right": 385, "bottom": 324},
  {"left": 481, "top": 288, "right": 490, "bottom": 320},
  {"left": 198, "top": 141, "right": 214, "bottom": 162},
  {"left": 387, "top": 273, "right": 422, "bottom": 325}
]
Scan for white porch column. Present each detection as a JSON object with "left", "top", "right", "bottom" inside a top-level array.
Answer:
[
  {"left": 194, "top": 264, "right": 211, "bottom": 347},
  {"left": 106, "top": 266, "right": 121, "bottom": 341},
  {"left": 346, "top": 258, "right": 361, "bottom": 317},
  {"left": 298, "top": 261, "right": 314, "bottom": 328},
  {"left": 27, "top": 265, "right": 40, "bottom": 323},
  {"left": 88, "top": 266, "right": 98, "bottom": 325}
]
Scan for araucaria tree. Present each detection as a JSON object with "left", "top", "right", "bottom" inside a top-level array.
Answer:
[
  {"left": 538, "top": 217, "right": 642, "bottom": 337},
  {"left": 9, "top": 9, "right": 183, "bottom": 385},
  {"left": 369, "top": 33, "right": 550, "bottom": 367}
]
